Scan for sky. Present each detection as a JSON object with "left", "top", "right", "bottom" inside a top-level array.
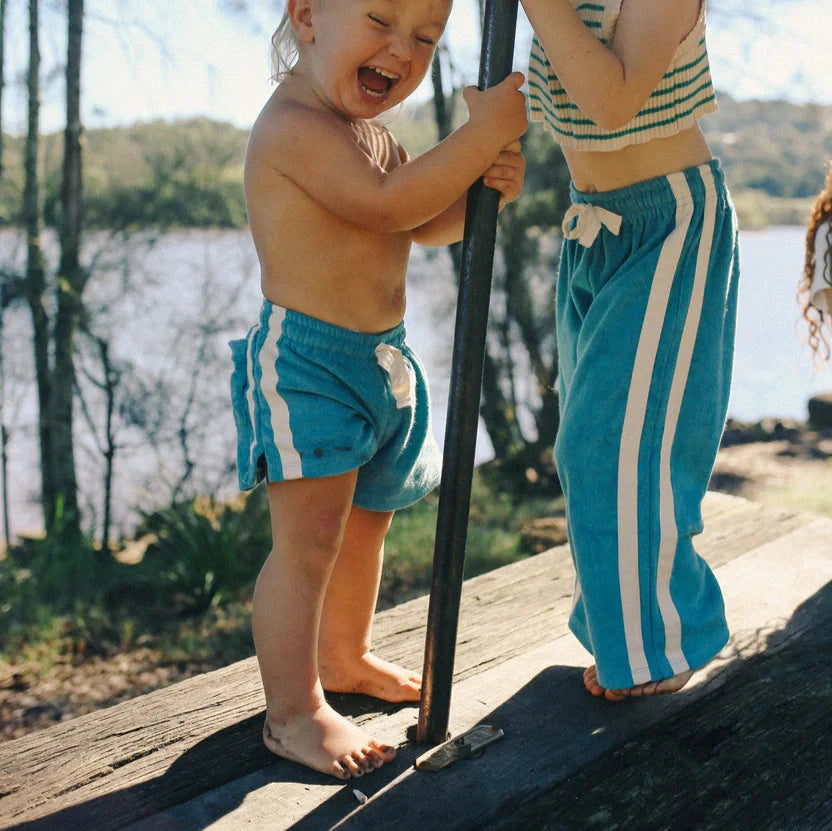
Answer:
[{"left": 2, "top": 0, "right": 830, "bottom": 136}]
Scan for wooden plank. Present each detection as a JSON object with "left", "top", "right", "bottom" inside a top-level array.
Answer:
[
  {"left": 122, "top": 519, "right": 832, "bottom": 831},
  {"left": 0, "top": 494, "right": 811, "bottom": 829},
  {"left": 493, "top": 584, "right": 832, "bottom": 831}
]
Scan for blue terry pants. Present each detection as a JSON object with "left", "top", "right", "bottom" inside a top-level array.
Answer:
[{"left": 555, "top": 160, "right": 739, "bottom": 689}]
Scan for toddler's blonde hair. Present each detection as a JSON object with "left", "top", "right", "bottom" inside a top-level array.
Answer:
[{"left": 270, "top": 11, "right": 297, "bottom": 82}]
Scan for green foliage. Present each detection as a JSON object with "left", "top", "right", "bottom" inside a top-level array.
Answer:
[
  {"left": 81, "top": 119, "right": 248, "bottom": 229},
  {"left": 702, "top": 94, "right": 832, "bottom": 200},
  {"left": 2, "top": 118, "right": 248, "bottom": 230},
  {"left": 385, "top": 101, "right": 441, "bottom": 158},
  {"left": 0, "top": 529, "right": 127, "bottom": 656},
  {"left": 0, "top": 140, "right": 23, "bottom": 225},
  {"left": 380, "top": 473, "right": 564, "bottom": 608},
  {"left": 748, "top": 466, "right": 832, "bottom": 518},
  {"left": 0, "top": 490, "right": 271, "bottom": 660},
  {"left": 520, "top": 123, "right": 572, "bottom": 215},
  {"left": 1, "top": 471, "right": 563, "bottom": 691},
  {"left": 379, "top": 495, "right": 439, "bottom": 606},
  {"left": 134, "top": 490, "right": 271, "bottom": 615},
  {"left": 152, "top": 601, "right": 256, "bottom": 667}
]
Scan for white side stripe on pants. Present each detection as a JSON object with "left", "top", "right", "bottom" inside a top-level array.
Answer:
[
  {"left": 656, "top": 166, "right": 717, "bottom": 674},
  {"left": 616, "top": 171, "right": 696, "bottom": 684}
]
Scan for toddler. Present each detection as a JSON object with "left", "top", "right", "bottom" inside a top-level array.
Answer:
[{"left": 230, "top": 0, "right": 527, "bottom": 779}]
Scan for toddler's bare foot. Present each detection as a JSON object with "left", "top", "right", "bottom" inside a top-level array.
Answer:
[
  {"left": 263, "top": 702, "right": 396, "bottom": 780},
  {"left": 583, "top": 665, "right": 695, "bottom": 702},
  {"left": 320, "top": 652, "right": 421, "bottom": 702}
]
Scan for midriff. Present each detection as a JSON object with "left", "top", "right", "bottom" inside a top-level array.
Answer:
[{"left": 562, "top": 125, "right": 713, "bottom": 193}]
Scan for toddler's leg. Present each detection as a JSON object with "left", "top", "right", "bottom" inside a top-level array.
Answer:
[
  {"left": 318, "top": 505, "right": 421, "bottom": 701},
  {"left": 254, "top": 473, "right": 396, "bottom": 780}
]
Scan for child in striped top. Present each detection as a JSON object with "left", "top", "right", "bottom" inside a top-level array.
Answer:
[{"left": 520, "top": 0, "right": 740, "bottom": 700}]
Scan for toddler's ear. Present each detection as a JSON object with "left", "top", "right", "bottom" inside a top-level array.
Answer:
[{"left": 288, "top": 0, "right": 315, "bottom": 44}]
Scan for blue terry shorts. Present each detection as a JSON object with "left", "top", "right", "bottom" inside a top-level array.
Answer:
[{"left": 229, "top": 301, "right": 442, "bottom": 512}]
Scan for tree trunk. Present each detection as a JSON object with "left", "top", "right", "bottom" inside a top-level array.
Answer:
[
  {"left": 500, "top": 204, "right": 559, "bottom": 449},
  {"left": 0, "top": 305, "right": 8, "bottom": 547},
  {"left": 479, "top": 342, "right": 523, "bottom": 460},
  {"left": 0, "top": 0, "right": 7, "bottom": 542},
  {"left": 23, "top": 0, "right": 57, "bottom": 531},
  {"left": 429, "top": 26, "right": 544, "bottom": 482},
  {"left": 51, "top": 0, "right": 85, "bottom": 539},
  {"left": 0, "top": 0, "right": 7, "bottom": 179},
  {"left": 430, "top": 48, "right": 462, "bottom": 281},
  {"left": 96, "top": 338, "right": 116, "bottom": 549},
  {"left": 427, "top": 20, "right": 563, "bottom": 495},
  {"left": 0, "top": 0, "right": 7, "bottom": 544},
  {"left": 0, "top": 423, "right": 8, "bottom": 546},
  {"left": 430, "top": 51, "right": 452, "bottom": 143}
]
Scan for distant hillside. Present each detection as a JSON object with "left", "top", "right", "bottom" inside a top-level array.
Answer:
[
  {"left": 703, "top": 93, "right": 832, "bottom": 198},
  {"left": 702, "top": 93, "right": 832, "bottom": 227},
  {"left": 0, "top": 94, "right": 829, "bottom": 230},
  {"left": 0, "top": 118, "right": 248, "bottom": 229}
]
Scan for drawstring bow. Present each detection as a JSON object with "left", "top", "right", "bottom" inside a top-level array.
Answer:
[{"left": 562, "top": 203, "right": 622, "bottom": 247}]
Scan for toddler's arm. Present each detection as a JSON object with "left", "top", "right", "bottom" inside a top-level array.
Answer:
[
  {"left": 521, "top": 0, "right": 701, "bottom": 128},
  {"left": 412, "top": 140, "right": 526, "bottom": 246},
  {"left": 259, "top": 73, "right": 527, "bottom": 234}
]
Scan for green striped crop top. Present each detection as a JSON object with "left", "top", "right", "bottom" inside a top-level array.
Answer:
[{"left": 527, "top": 0, "right": 717, "bottom": 151}]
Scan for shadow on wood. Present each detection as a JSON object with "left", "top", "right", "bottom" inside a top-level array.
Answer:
[
  {"left": 4, "top": 714, "right": 273, "bottom": 831},
  {"left": 4, "top": 697, "right": 417, "bottom": 831},
  {"left": 2, "top": 494, "right": 829, "bottom": 830},
  {"left": 494, "top": 580, "right": 832, "bottom": 831},
  {"left": 290, "top": 582, "right": 832, "bottom": 831}
]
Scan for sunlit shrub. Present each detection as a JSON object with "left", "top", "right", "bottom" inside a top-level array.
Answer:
[{"left": 134, "top": 489, "right": 271, "bottom": 615}]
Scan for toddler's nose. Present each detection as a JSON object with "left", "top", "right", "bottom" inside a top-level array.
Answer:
[{"left": 387, "top": 30, "right": 412, "bottom": 61}]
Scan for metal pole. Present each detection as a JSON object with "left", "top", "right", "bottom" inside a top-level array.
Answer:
[{"left": 417, "top": 0, "right": 520, "bottom": 746}]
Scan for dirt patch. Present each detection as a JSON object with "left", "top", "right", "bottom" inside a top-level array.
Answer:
[
  {"left": 711, "top": 419, "right": 832, "bottom": 508},
  {"left": 0, "top": 649, "right": 212, "bottom": 742}
]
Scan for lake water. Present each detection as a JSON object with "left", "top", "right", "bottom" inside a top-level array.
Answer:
[
  {"left": 725, "top": 225, "right": 830, "bottom": 421},
  {"left": 1, "top": 224, "right": 829, "bottom": 539}
]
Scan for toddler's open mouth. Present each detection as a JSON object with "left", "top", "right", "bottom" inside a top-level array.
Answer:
[{"left": 358, "top": 66, "right": 400, "bottom": 98}]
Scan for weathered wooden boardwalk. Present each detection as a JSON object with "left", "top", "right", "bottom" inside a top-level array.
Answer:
[{"left": 1, "top": 491, "right": 831, "bottom": 830}]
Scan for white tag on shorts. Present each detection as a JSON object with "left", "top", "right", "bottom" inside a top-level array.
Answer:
[{"left": 375, "top": 344, "right": 413, "bottom": 409}]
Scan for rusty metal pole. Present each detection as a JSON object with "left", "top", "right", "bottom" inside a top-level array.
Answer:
[{"left": 417, "top": 0, "right": 520, "bottom": 746}]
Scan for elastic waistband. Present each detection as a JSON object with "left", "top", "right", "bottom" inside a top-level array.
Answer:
[
  {"left": 259, "top": 300, "right": 407, "bottom": 358},
  {"left": 569, "top": 159, "right": 727, "bottom": 215}
]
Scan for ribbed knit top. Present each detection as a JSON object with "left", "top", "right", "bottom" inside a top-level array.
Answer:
[{"left": 527, "top": 0, "right": 717, "bottom": 151}]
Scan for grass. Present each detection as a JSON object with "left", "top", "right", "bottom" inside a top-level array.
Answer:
[
  {"left": 381, "top": 476, "right": 564, "bottom": 608},
  {"left": 735, "top": 464, "right": 832, "bottom": 519}
]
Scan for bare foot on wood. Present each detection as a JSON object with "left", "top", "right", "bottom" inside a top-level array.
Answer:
[
  {"left": 583, "top": 665, "right": 695, "bottom": 702},
  {"left": 263, "top": 702, "right": 396, "bottom": 780},
  {"left": 320, "top": 652, "right": 421, "bottom": 702}
]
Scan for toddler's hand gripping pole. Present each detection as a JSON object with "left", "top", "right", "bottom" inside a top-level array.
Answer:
[{"left": 416, "top": 0, "right": 520, "bottom": 747}]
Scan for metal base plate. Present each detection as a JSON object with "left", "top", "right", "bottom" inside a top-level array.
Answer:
[{"left": 414, "top": 724, "right": 505, "bottom": 772}]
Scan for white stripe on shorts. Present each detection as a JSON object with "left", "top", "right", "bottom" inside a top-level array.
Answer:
[
  {"left": 259, "top": 305, "right": 303, "bottom": 479},
  {"left": 617, "top": 171, "right": 694, "bottom": 684},
  {"left": 244, "top": 333, "right": 258, "bottom": 476}
]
